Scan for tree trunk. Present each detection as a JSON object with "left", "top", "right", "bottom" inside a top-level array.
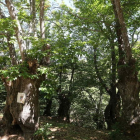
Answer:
[
  {"left": 2, "top": 75, "right": 42, "bottom": 139},
  {"left": 58, "top": 93, "right": 71, "bottom": 122},
  {"left": 5, "top": 0, "right": 26, "bottom": 61},
  {"left": 94, "top": 46, "right": 120, "bottom": 129},
  {"left": 93, "top": 91, "right": 104, "bottom": 129},
  {"left": 105, "top": 91, "right": 120, "bottom": 129},
  {"left": 1, "top": 1, "right": 50, "bottom": 139},
  {"left": 111, "top": 0, "right": 140, "bottom": 137},
  {"left": 43, "top": 98, "right": 52, "bottom": 116},
  {"left": 112, "top": 0, "right": 140, "bottom": 123}
]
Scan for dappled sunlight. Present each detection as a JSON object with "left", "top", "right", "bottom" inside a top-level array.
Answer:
[
  {"left": 0, "top": 135, "right": 24, "bottom": 140},
  {"left": 49, "top": 127, "right": 60, "bottom": 132},
  {"left": 37, "top": 117, "right": 109, "bottom": 140},
  {"left": 0, "top": 136, "right": 8, "bottom": 140}
]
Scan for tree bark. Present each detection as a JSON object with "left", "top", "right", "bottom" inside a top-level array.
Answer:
[
  {"left": 111, "top": 0, "right": 140, "bottom": 136},
  {"left": 5, "top": 0, "right": 26, "bottom": 61},
  {"left": 43, "top": 98, "right": 52, "bottom": 116},
  {"left": 1, "top": 0, "right": 50, "bottom": 139},
  {"left": 58, "top": 93, "right": 71, "bottom": 122},
  {"left": 94, "top": 47, "right": 120, "bottom": 129},
  {"left": 104, "top": 91, "right": 120, "bottom": 129},
  {"left": 2, "top": 75, "right": 43, "bottom": 139},
  {"left": 30, "top": 0, "right": 36, "bottom": 37},
  {"left": 40, "top": 0, "right": 45, "bottom": 39},
  {"left": 7, "top": 34, "right": 17, "bottom": 65},
  {"left": 57, "top": 65, "right": 75, "bottom": 122}
]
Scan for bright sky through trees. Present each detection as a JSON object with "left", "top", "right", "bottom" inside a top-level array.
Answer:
[{"left": 56, "top": 0, "right": 74, "bottom": 7}]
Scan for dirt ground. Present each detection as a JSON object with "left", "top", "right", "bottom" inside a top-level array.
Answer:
[{"left": 0, "top": 116, "right": 110, "bottom": 140}]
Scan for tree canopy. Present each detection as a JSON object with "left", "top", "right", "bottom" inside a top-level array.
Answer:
[{"left": 0, "top": 0, "right": 140, "bottom": 139}]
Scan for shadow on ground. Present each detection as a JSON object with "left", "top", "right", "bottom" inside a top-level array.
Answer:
[{"left": 0, "top": 116, "right": 109, "bottom": 140}]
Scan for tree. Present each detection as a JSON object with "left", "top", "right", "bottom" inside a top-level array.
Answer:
[
  {"left": 0, "top": 0, "right": 50, "bottom": 139},
  {"left": 65, "top": 0, "right": 121, "bottom": 129},
  {"left": 111, "top": 0, "right": 140, "bottom": 136}
]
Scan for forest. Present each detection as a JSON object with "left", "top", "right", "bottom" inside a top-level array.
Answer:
[{"left": 0, "top": 0, "right": 140, "bottom": 140}]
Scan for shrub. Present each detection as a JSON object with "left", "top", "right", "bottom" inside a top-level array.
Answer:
[
  {"left": 34, "top": 123, "right": 52, "bottom": 140},
  {"left": 109, "top": 123, "right": 125, "bottom": 140}
]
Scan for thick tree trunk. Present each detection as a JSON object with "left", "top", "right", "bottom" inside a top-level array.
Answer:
[
  {"left": 117, "top": 58, "right": 140, "bottom": 137},
  {"left": 117, "top": 61, "right": 140, "bottom": 122},
  {"left": 111, "top": 0, "right": 140, "bottom": 137},
  {"left": 112, "top": 0, "right": 140, "bottom": 123},
  {"left": 2, "top": 76, "right": 42, "bottom": 139},
  {"left": 58, "top": 94, "right": 71, "bottom": 122}
]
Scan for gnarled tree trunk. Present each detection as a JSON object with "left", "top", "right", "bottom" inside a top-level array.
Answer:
[
  {"left": 2, "top": 68, "right": 43, "bottom": 139},
  {"left": 111, "top": 0, "right": 140, "bottom": 137},
  {"left": 1, "top": 0, "right": 50, "bottom": 139}
]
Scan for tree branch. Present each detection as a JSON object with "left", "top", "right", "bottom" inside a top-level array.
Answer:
[
  {"left": 0, "top": 6, "right": 6, "bottom": 18},
  {"left": 111, "top": 0, "right": 132, "bottom": 62},
  {"left": 7, "top": 33, "right": 17, "bottom": 65},
  {"left": 0, "top": 2, "right": 6, "bottom": 7},
  {"left": 40, "top": 0, "right": 45, "bottom": 39},
  {"left": 5, "top": 0, "right": 26, "bottom": 61},
  {"left": 94, "top": 47, "right": 110, "bottom": 95}
]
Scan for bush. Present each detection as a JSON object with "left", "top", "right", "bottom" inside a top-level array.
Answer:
[
  {"left": 34, "top": 123, "right": 52, "bottom": 140},
  {"left": 109, "top": 123, "right": 125, "bottom": 140}
]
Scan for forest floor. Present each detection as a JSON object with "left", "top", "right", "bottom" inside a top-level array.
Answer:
[
  {"left": 37, "top": 116, "right": 110, "bottom": 140},
  {"left": 0, "top": 115, "right": 110, "bottom": 140}
]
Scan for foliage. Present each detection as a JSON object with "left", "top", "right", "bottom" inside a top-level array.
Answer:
[
  {"left": 109, "top": 123, "right": 125, "bottom": 140},
  {"left": 34, "top": 123, "right": 52, "bottom": 140},
  {"left": 70, "top": 87, "right": 108, "bottom": 129},
  {"left": 33, "top": 117, "right": 109, "bottom": 140},
  {"left": 0, "top": 0, "right": 140, "bottom": 138}
]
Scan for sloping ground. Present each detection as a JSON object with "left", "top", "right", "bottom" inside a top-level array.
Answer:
[
  {"left": 37, "top": 116, "right": 110, "bottom": 140},
  {"left": 0, "top": 116, "right": 110, "bottom": 140}
]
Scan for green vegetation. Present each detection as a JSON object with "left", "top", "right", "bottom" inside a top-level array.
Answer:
[
  {"left": 0, "top": 0, "right": 140, "bottom": 139},
  {"left": 34, "top": 117, "right": 109, "bottom": 140}
]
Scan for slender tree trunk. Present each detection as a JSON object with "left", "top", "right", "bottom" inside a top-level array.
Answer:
[
  {"left": 30, "top": 0, "right": 36, "bottom": 36},
  {"left": 94, "top": 47, "right": 120, "bottom": 129},
  {"left": 43, "top": 98, "right": 52, "bottom": 116},
  {"left": 58, "top": 93, "right": 71, "bottom": 122},
  {"left": 5, "top": 0, "right": 26, "bottom": 61},
  {"left": 94, "top": 91, "right": 104, "bottom": 129},
  {"left": 105, "top": 44, "right": 120, "bottom": 129},
  {"left": 7, "top": 34, "right": 17, "bottom": 65},
  {"left": 40, "top": 0, "right": 45, "bottom": 39},
  {"left": 57, "top": 73, "right": 71, "bottom": 122},
  {"left": 104, "top": 91, "right": 120, "bottom": 129},
  {"left": 57, "top": 66, "right": 75, "bottom": 122}
]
